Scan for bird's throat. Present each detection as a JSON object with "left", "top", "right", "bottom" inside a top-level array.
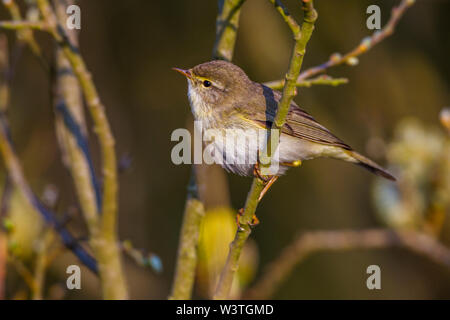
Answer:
[{"left": 187, "top": 82, "right": 219, "bottom": 128}]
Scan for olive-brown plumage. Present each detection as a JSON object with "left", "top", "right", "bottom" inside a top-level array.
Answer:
[{"left": 174, "top": 60, "right": 395, "bottom": 181}]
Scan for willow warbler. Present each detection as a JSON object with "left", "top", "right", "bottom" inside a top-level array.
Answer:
[{"left": 174, "top": 60, "right": 395, "bottom": 187}]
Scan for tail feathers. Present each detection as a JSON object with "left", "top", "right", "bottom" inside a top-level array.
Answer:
[{"left": 347, "top": 151, "right": 396, "bottom": 181}]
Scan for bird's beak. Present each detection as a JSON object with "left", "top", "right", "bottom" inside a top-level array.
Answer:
[{"left": 172, "top": 67, "right": 192, "bottom": 79}]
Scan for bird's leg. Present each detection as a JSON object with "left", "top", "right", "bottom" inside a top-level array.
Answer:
[
  {"left": 253, "top": 161, "right": 270, "bottom": 183},
  {"left": 235, "top": 162, "right": 283, "bottom": 228},
  {"left": 253, "top": 161, "right": 281, "bottom": 201},
  {"left": 258, "top": 175, "right": 279, "bottom": 202}
]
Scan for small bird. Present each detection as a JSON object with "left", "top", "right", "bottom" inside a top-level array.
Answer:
[{"left": 174, "top": 60, "right": 395, "bottom": 205}]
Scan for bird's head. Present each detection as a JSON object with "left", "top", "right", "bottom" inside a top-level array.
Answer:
[{"left": 173, "top": 60, "right": 252, "bottom": 114}]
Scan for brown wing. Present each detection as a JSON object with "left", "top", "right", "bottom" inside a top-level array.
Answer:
[{"left": 250, "top": 85, "right": 352, "bottom": 150}]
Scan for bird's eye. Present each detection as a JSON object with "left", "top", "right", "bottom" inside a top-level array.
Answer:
[{"left": 203, "top": 80, "right": 212, "bottom": 87}]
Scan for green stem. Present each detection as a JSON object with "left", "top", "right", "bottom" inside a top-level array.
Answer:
[
  {"left": 244, "top": 228, "right": 450, "bottom": 299},
  {"left": 169, "top": 195, "right": 205, "bottom": 299},
  {"left": 213, "top": 179, "right": 264, "bottom": 299},
  {"left": 265, "top": 76, "right": 348, "bottom": 90}
]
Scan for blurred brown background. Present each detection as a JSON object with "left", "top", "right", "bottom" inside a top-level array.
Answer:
[{"left": 1, "top": 0, "right": 449, "bottom": 299}]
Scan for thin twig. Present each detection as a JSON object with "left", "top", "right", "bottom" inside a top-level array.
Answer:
[
  {"left": 297, "top": 0, "right": 415, "bottom": 81},
  {"left": 244, "top": 228, "right": 450, "bottom": 299},
  {"left": 0, "top": 232, "right": 6, "bottom": 299},
  {"left": 121, "top": 240, "right": 162, "bottom": 272},
  {"left": 213, "top": 0, "right": 318, "bottom": 300},
  {"left": 8, "top": 255, "right": 36, "bottom": 292},
  {"left": 32, "top": 228, "right": 55, "bottom": 300},
  {"left": 265, "top": 75, "right": 348, "bottom": 90},
  {"left": 0, "top": 20, "right": 46, "bottom": 31},
  {"left": 264, "top": 0, "right": 415, "bottom": 88},
  {"left": 2, "top": 0, "right": 43, "bottom": 56}
]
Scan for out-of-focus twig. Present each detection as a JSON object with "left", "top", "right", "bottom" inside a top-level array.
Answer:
[
  {"left": 52, "top": 0, "right": 101, "bottom": 238},
  {"left": 0, "top": 115, "right": 99, "bottom": 273},
  {"left": 2, "top": 0, "right": 42, "bottom": 56},
  {"left": 34, "top": 0, "right": 128, "bottom": 299},
  {"left": 0, "top": 30, "right": 97, "bottom": 274},
  {"left": 121, "top": 240, "right": 162, "bottom": 273},
  {"left": 170, "top": 0, "right": 245, "bottom": 300},
  {"left": 0, "top": 20, "right": 45, "bottom": 31},
  {"left": 169, "top": 177, "right": 205, "bottom": 299},
  {"left": 8, "top": 254, "right": 36, "bottom": 292},
  {"left": 245, "top": 228, "right": 450, "bottom": 299},
  {"left": 32, "top": 228, "right": 54, "bottom": 300},
  {"left": 0, "top": 35, "right": 9, "bottom": 300},
  {"left": 0, "top": 233, "right": 5, "bottom": 299},
  {"left": 440, "top": 108, "right": 450, "bottom": 134},
  {"left": 214, "top": 0, "right": 317, "bottom": 300},
  {"left": 213, "top": 0, "right": 245, "bottom": 61}
]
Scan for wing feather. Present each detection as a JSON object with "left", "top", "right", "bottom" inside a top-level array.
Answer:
[{"left": 250, "top": 85, "right": 352, "bottom": 150}]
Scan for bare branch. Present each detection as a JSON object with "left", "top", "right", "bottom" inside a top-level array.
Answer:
[
  {"left": 245, "top": 228, "right": 450, "bottom": 299},
  {"left": 2, "top": 0, "right": 43, "bottom": 56},
  {"left": 297, "top": 0, "right": 415, "bottom": 81},
  {"left": 265, "top": 75, "right": 348, "bottom": 90},
  {"left": 169, "top": 195, "right": 205, "bottom": 299},
  {"left": 0, "top": 20, "right": 46, "bottom": 31}
]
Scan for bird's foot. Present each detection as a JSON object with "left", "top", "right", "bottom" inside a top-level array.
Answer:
[
  {"left": 236, "top": 208, "right": 260, "bottom": 229},
  {"left": 253, "top": 162, "right": 280, "bottom": 202},
  {"left": 253, "top": 162, "right": 271, "bottom": 183}
]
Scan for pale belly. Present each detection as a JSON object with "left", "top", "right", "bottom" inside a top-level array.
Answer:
[{"left": 205, "top": 126, "right": 339, "bottom": 176}]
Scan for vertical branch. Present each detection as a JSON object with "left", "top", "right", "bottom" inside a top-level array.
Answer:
[
  {"left": 214, "top": 0, "right": 317, "bottom": 300},
  {"left": 169, "top": 174, "right": 205, "bottom": 299},
  {"left": 52, "top": 0, "right": 100, "bottom": 240},
  {"left": 213, "top": 0, "right": 245, "bottom": 61},
  {"left": 0, "top": 232, "right": 5, "bottom": 299},
  {"left": 170, "top": 0, "right": 246, "bottom": 300},
  {"left": 0, "top": 34, "right": 9, "bottom": 300},
  {"left": 213, "top": 180, "right": 264, "bottom": 299},
  {"left": 32, "top": 228, "right": 54, "bottom": 300},
  {"left": 36, "top": 0, "right": 128, "bottom": 299}
]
